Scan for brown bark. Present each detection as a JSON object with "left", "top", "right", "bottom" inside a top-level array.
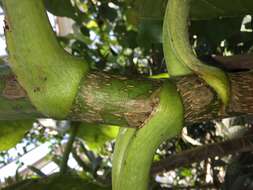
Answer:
[
  {"left": 177, "top": 72, "right": 253, "bottom": 124},
  {"left": 213, "top": 54, "right": 253, "bottom": 71},
  {"left": 151, "top": 134, "right": 253, "bottom": 174},
  {"left": 69, "top": 71, "right": 253, "bottom": 126},
  {"left": 69, "top": 72, "right": 161, "bottom": 127},
  {"left": 1, "top": 65, "right": 253, "bottom": 125},
  {"left": 0, "top": 66, "right": 41, "bottom": 120}
]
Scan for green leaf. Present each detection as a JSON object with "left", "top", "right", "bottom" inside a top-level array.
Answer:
[
  {"left": 125, "top": 0, "right": 166, "bottom": 26},
  {"left": 44, "top": 0, "right": 77, "bottom": 19},
  {"left": 127, "top": 0, "right": 253, "bottom": 23},
  {"left": 180, "top": 168, "right": 192, "bottom": 177},
  {"left": 125, "top": 0, "right": 166, "bottom": 45},
  {"left": 126, "top": 0, "right": 253, "bottom": 46},
  {"left": 137, "top": 19, "right": 163, "bottom": 47},
  {"left": 190, "top": 0, "right": 253, "bottom": 20},
  {"left": 77, "top": 123, "right": 119, "bottom": 152},
  {"left": 4, "top": 173, "right": 111, "bottom": 190},
  {"left": 0, "top": 120, "right": 33, "bottom": 151}
]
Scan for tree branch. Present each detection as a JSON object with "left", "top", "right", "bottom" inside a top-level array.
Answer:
[
  {"left": 0, "top": 65, "right": 253, "bottom": 126},
  {"left": 2, "top": 0, "right": 253, "bottom": 128},
  {"left": 213, "top": 54, "right": 253, "bottom": 71},
  {"left": 151, "top": 134, "right": 253, "bottom": 174}
]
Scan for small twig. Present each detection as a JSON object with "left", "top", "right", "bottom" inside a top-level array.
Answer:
[
  {"left": 78, "top": 139, "right": 96, "bottom": 162},
  {"left": 212, "top": 54, "right": 253, "bottom": 71},
  {"left": 151, "top": 134, "right": 253, "bottom": 174},
  {"left": 71, "top": 149, "right": 90, "bottom": 172},
  {"left": 60, "top": 122, "right": 79, "bottom": 175},
  {"left": 27, "top": 165, "right": 47, "bottom": 177}
]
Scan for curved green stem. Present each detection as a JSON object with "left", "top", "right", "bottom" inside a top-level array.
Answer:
[
  {"left": 3, "top": 0, "right": 89, "bottom": 118},
  {"left": 112, "top": 128, "right": 136, "bottom": 189},
  {"left": 163, "top": 0, "right": 230, "bottom": 106},
  {"left": 112, "top": 81, "right": 184, "bottom": 190},
  {"left": 2, "top": 1, "right": 232, "bottom": 189}
]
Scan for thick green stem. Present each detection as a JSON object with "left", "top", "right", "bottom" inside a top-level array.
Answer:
[
  {"left": 3, "top": 0, "right": 89, "bottom": 118},
  {"left": 112, "top": 81, "right": 184, "bottom": 190},
  {"left": 0, "top": 67, "right": 252, "bottom": 124},
  {"left": 70, "top": 72, "right": 161, "bottom": 127},
  {"left": 1, "top": 1, "right": 250, "bottom": 189},
  {"left": 2, "top": 0, "right": 251, "bottom": 125}
]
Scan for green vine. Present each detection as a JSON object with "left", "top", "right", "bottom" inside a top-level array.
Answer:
[
  {"left": 163, "top": 0, "right": 230, "bottom": 106},
  {"left": 112, "top": 82, "right": 184, "bottom": 190},
  {"left": 3, "top": 0, "right": 89, "bottom": 118},
  {"left": 2, "top": 0, "right": 232, "bottom": 189},
  {"left": 112, "top": 0, "right": 231, "bottom": 189}
]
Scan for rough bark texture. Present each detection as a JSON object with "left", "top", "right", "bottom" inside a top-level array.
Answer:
[
  {"left": 0, "top": 66, "right": 41, "bottom": 120},
  {"left": 0, "top": 66, "right": 252, "bottom": 126},
  {"left": 69, "top": 71, "right": 253, "bottom": 126},
  {"left": 70, "top": 72, "right": 161, "bottom": 127},
  {"left": 177, "top": 72, "right": 253, "bottom": 124}
]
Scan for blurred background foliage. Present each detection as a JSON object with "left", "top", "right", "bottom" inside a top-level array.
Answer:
[{"left": 0, "top": 0, "right": 253, "bottom": 189}]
